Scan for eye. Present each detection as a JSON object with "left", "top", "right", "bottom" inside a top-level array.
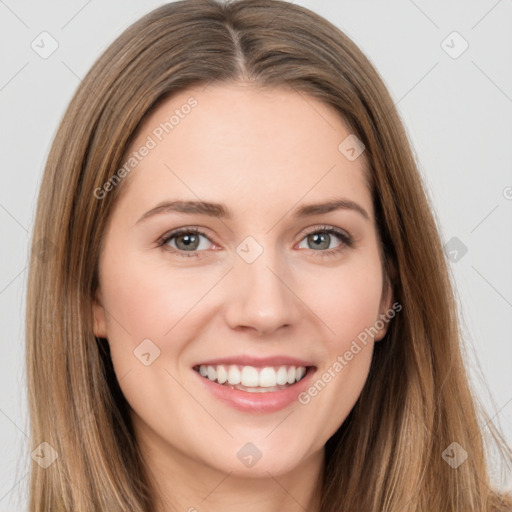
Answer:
[
  {"left": 296, "top": 225, "right": 353, "bottom": 257},
  {"left": 158, "top": 225, "right": 354, "bottom": 259},
  {"left": 159, "top": 228, "right": 214, "bottom": 258}
]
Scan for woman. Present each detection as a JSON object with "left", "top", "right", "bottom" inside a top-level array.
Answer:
[{"left": 26, "top": 0, "right": 511, "bottom": 510}]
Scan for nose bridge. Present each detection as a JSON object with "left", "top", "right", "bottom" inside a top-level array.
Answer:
[{"left": 224, "top": 236, "right": 300, "bottom": 333}]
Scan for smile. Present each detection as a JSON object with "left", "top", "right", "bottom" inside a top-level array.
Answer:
[{"left": 193, "top": 364, "right": 308, "bottom": 391}]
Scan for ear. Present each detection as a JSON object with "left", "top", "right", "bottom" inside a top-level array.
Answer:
[
  {"left": 374, "top": 268, "right": 395, "bottom": 342},
  {"left": 92, "top": 288, "right": 108, "bottom": 339}
]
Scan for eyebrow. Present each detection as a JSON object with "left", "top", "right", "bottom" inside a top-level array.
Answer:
[{"left": 136, "top": 198, "right": 370, "bottom": 224}]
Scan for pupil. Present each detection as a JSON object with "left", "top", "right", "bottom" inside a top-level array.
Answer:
[
  {"left": 310, "top": 233, "right": 329, "bottom": 250},
  {"left": 178, "top": 234, "right": 197, "bottom": 250},
  {"left": 175, "top": 232, "right": 331, "bottom": 251}
]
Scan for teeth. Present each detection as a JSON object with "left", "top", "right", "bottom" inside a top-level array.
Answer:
[
  {"left": 276, "top": 366, "right": 288, "bottom": 385},
  {"left": 216, "top": 365, "right": 228, "bottom": 384},
  {"left": 207, "top": 366, "right": 216, "bottom": 382},
  {"left": 241, "top": 366, "right": 259, "bottom": 387},
  {"left": 259, "top": 367, "right": 277, "bottom": 387},
  {"left": 227, "top": 365, "right": 241, "bottom": 385},
  {"left": 196, "top": 364, "right": 308, "bottom": 387}
]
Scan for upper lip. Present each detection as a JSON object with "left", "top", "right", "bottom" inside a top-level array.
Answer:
[{"left": 193, "top": 355, "right": 315, "bottom": 368}]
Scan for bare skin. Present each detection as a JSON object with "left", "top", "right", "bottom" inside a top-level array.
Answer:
[{"left": 93, "top": 82, "right": 393, "bottom": 512}]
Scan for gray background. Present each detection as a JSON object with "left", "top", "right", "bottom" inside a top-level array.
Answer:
[{"left": 1, "top": 1, "right": 511, "bottom": 509}]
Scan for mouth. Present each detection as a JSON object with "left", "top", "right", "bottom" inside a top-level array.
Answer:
[{"left": 192, "top": 363, "right": 312, "bottom": 393}]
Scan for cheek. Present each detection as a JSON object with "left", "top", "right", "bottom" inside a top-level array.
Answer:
[
  {"left": 99, "top": 248, "right": 214, "bottom": 340},
  {"left": 294, "top": 255, "right": 382, "bottom": 427},
  {"left": 97, "top": 249, "right": 212, "bottom": 427},
  {"left": 301, "top": 255, "right": 383, "bottom": 350}
]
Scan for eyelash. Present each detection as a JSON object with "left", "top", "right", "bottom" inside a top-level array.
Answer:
[{"left": 157, "top": 225, "right": 354, "bottom": 259}]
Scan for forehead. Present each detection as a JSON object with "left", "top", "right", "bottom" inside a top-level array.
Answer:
[{"left": 116, "top": 82, "right": 372, "bottom": 219}]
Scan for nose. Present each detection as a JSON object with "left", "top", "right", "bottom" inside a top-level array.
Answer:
[{"left": 223, "top": 246, "right": 302, "bottom": 335}]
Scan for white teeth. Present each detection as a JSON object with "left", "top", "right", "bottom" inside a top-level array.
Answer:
[
  {"left": 196, "top": 364, "right": 308, "bottom": 388},
  {"left": 259, "top": 367, "right": 277, "bottom": 387},
  {"left": 207, "top": 366, "right": 217, "bottom": 382},
  {"left": 227, "top": 365, "right": 241, "bottom": 385},
  {"left": 216, "top": 365, "right": 228, "bottom": 384},
  {"left": 276, "top": 366, "right": 288, "bottom": 385},
  {"left": 241, "top": 366, "right": 259, "bottom": 387},
  {"left": 296, "top": 366, "right": 306, "bottom": 381}
]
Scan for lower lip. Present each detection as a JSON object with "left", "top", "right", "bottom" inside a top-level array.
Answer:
[{"left": 193, "top": 367, "right": 316, "bottom": 413}]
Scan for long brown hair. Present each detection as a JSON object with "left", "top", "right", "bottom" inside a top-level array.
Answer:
[{"left": 26, "top": 0, "right": 511, "bottom": 510}]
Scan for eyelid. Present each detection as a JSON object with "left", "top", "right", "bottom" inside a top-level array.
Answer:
[
  {"left": 157, "top": 226, "right": 219, "bottom": 252},
  {"left": 157, "top": 224, "right": 354, "bottom": 258},
  {"left": 296, "top": 224, "right": 352, "bottom": 243},
  {"left": 295, "top": 224, "right": 354, "bottom": 257}
]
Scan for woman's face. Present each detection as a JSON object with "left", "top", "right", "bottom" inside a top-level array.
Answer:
[{"left": 93, "top": 82, "right": 393, "bottom": 478}]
